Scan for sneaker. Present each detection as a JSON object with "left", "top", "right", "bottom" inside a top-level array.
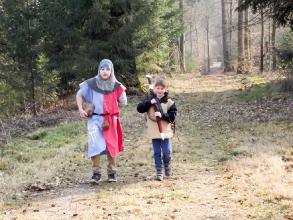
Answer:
[
  {"left": 91, "top": 173, "right": 101, "bottom": 183},
  {"left": 165, "top": 167, "right": 171, "bottom": 177},
  {"left": 108, "top": 173, "right": 117, "bottom": 182},
  {"left": 155, "top": 173, "right": 163, "bottom": 181}
]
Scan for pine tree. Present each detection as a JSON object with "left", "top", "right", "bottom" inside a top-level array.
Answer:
[
  {"left": 40, "top": 0, "right": 93, "bottom": 97},
  {"left": 135, "top": 0, "right": 182, "bottom": 74},
  {"left": 0, "top": 0, "right": 42, "bottom": 115},
  {"left": 239, "top": 0, "right": 293, "bottom": 29},
  {"left": 1, "top": 0, "right": 184, "bottom": 116}
]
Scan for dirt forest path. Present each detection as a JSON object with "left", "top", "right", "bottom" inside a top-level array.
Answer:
[{"left": 2, "top": 73, "right": 292, "bottom": 220}]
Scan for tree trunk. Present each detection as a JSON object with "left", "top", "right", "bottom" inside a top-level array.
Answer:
[
  {"left": 268, "top": 18, "right": 271, "bottom": 46},
  {"left": 237, "top": 0, "right": 244, "bottom": 74},
  {"left": 190, "top": 22, "right": 193, "bottom": 57},
  {"left": 221, "top": 0, "right": 231, "bottom": 72},
  {"left": 229, "top": 0, "right": 233, "bottom": 55},
  {"left": 260, "top": 10, "right": 264, "bottom": 73},
  {"left": 179, "top": 0, "right": 185, "bottom": 73},
  {"left": 194, "top": 25, "right": 199, "bottom": 57},
  {"left": 244, "top": 8, "right": 251, "bottom": 73},
  {"left": 271, "top": 18, "right": 277, "bottom": 71},
  {"left": 268, "top": 18, "right": 271, "bottom": 71},
  {"left": 30, "top": 71, "right": 36, "bottom": 116},
  {"left": 206, "top": 17, "right": 210, "bottom": 73},
  {"left": 26, "top": 3, "right": 37, "bottom": 116}
]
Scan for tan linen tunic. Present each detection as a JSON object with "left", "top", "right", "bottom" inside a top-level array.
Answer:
[{"left": 145, "top": 99, "right": 174, "bottom": 139}]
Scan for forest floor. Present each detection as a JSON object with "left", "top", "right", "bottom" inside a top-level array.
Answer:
[{"left": 1, "top": 72, "right": 293, "bottom": 220}]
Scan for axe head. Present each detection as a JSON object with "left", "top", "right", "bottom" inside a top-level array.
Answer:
[
  {"left": 146, "top": 74, "right": 152, "bottom": 79},
  {"left": 145, "top": 74, "right": 154, "bottom": 90}
]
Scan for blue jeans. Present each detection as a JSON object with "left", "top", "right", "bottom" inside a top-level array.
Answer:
[{"left": 152, "top": 139, "right": 172, "bottom": 174}]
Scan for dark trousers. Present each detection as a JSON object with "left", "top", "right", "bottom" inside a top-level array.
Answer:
[{"left": 152, "top": 139, "right": 172, "bottom": 174}]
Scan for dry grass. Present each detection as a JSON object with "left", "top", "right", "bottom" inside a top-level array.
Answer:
[{"left": 219, "top": 121, "right": 293, "bottom": 218}]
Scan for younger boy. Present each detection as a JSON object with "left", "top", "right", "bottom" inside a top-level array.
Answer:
[{"left": 137, "top": 77, "right": 177, "bottom": 181}]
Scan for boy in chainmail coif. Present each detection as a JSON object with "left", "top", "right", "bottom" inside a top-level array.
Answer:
[{"left": 76, "top": 59, "right": 127, "bottom": 183}]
